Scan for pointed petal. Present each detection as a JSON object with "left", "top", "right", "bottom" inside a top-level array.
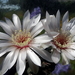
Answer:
[
  {"left": 0, "top": 32, "right": 10, "bottom": 40},
  {"left": 49, "top": 14, "right": 58, "bottom": 31},
  {"left": 69, "top": 44, "right": 75, "bottom": 49},
  {"left": 61, "top": 51, "right": 70, "bottom": 64},
  {"left": 41, "top": 18, "right": 51, "bottom": 37},
  {"left": 27, "top": 48, "right": 41, "bottom": 66},
  {"left": 26, "top": 14, "right": 41, "bottom": 31},
  {"left": 46, "top": 11, "right": 51, "bottom": 25},
  {"left": 62, "top": 11, "right": 69, "bottom": 24},
  {"left": 27, "top": 54, "right": 39, "bottom": 74},
  {"left": 0, "top": 43, "right": 13, "bottom": 47},
  {"left": 31, "top": 21, "right": 43, "bottom": 37},
  {"left": 72, "top": 36, "right": 75, "bottom": 41},
  {"left": 12, "top": 14, "right": 21, "bottom": 30},
  {"left": 70, "top": 25, "right": 75, "bottom": 36},
  {"left": 5, "top": 17, "right": 15, "bottom": 31},
  {"left": 0, "top": 51, "right": 14, "bottom": 75},
  {"left": 32, "top": 27, "right": 43, "bottom": 38},
  {"left": 62, "top": 50, "right": 74, "bottom": 60},
  {"left": 0, "top": 47, "right": 16, "bottom": 57},
  {"left": 0, "top": 21, "right": 12, "bottom": 35},
  {"left": 66, "top": 49, "right": 75, "bottom": 57},
  {"left": 16, "top": 49, "right": 26, "bottom": 75},
  {"left": 31, "top": 14, "right": 41, "bottom": 26},
  {"left": 33, "top": 34, "right": 52, "bottom": 43},
  {"left": 56, "top": 10, "right": 60, "bottom": 30},
  {"left": 23, "top": 10, "right": 30, "bottom": 30},
  {"left": 31, "top": 46, "right": 53, "bottom": 62},
  {"left": 9, "top": 49, "right": 19, "bottom": 69},
  {"left": 45, "top": 12, "right": 54, "bottom": 33},
  {"left": 51, "top": 50, "right": 60, "bottom": 63}
]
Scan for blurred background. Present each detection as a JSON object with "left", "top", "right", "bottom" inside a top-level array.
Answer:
[
  {"left": 0, "top": 0, "right": 75, "bottom": 19},
  {"left": 0, "top": 0, "right": 75, "bottom": 75}
]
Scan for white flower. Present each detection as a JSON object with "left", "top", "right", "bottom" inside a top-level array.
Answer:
[
  {"left": 0, "top": 10, "right": 51, "bottom": 75},
  {"left": 42, "top": 10, "right": 75, "bottom": 64}
]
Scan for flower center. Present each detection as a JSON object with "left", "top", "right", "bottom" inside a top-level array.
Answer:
[
  {"left": 11, "top": 30, "right": 32, "bottom": 49},
  {"left": 53, "top": 33, "right": 71, "bottom": 49}
]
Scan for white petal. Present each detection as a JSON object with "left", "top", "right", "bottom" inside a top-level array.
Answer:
[
  {"left": 69, "top": 17, "right": 75, "bottom": 23},
  {"left": 46, "top": 11, "right": 51, "bottom": 26},
  {"left": 41, "top": 18, "right": 52, "bottom": 37},
  {"left": 72, "top": 36, "right": 75, "bottom": 41},
  {"left": 12, "top": 14, "right": 21, "bottom": 30},
  {"left": 70, "top": 25, "right": 75, "bottom": 36},
  {"left": 69, "top": 44, "right": 75, "bottom": 49},
  {"left": 9, "top": 49, "right": 19, "bottom": 69},
  {"left": 62, "top": 11, "right": 69, "bottom": 24},
  {"left": 51, "top": 50, "right": 60, "bottom": 63},
  {"left": 31, "top": 14, "right": 41, "bottom": 26},
  {"left": 61, "top": 51, "right": 69, "bottom": 64},
  {"left": 66, "top": 49, "right": 75, "bottom": 57},
  {"left": 27, "top": 55, "right": 39, "bottom": 74},
  {"left": 50, "top": 31, "right": 59, "bottom": 38},
  {"left": 45, "top": 12, "right": 54, "bottom": 35},
  {"left": 0, "top": 32, "right": 10, "bottom": 40},
  {"left": 0, "top": 47, "right": 16, "bottom": 57},
  {"left": 31, "top": 22, "right": 43, "bottom": 36},
  {"left": 56, "top": 10, "right": 60, "bottom": 30},
  {"left": 23, "top": 10, "right": 30, "bottom": 30},
  {"left": 0, "top": 43, "right": 13, "bottom": 47},
  {"left": 0, "top": 21, "right": 12, "bottom": 35},
  {"left": 27, "top": 48, "right": 41, "bottom": 66},
  {"left": 16, "top": 49, "right": 26, "bottom": 75},
  {"left": 20, "top": 48, "right": 27, "bottom": 61},
  {"left": 62, "top": 50, "right": 74, "bottom": 60},
  {"left": 32, "top": 27, "right": 43, "bottom": 38},
  {"left": 0, "top": 51, "right": 14, "bottom": 75},
  {"left": 49, "top": 14, "right": 58, "bottom": 32},
  {"left": 33, "top": 34, "right": 52, "bottom": 43},
  {"left": 69, "top": 19, "right": 75, "bottom": 29},
  {"left": 5, "top": 17, "right": 15, "bottom": 31},
  {"left": 26, "top": 14, "right": 41, "bottom": 31},
  {"left": 31, "top": 46, "right": 53, "bottom": 62}
]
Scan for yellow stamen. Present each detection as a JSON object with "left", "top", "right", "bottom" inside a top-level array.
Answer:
[{"left": 11, "top": 30, "right": 32, "bottom": 48}]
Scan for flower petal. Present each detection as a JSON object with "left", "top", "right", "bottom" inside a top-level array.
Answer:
[
  {"left": 0, "top": 32, "right": 10, "bottom": 40},
  {"left": 0, "top": 47, "right": 16, "bottom": 57},
  {"left": 69, "top": 44, "right": 75, "bottom": 49},
  {"left": 70, "top": 25, "right": 75, "bottom": 36},
  {"left": 62, "top": 50, "right": 74, "bottom": 60},
  {"left": 27, "top": 54, "right": 39, "bottom": 74},
  {"left": 51, "top": 50, "right": 60, "bottom": 63},
  {"left": 33, "top": 34, "right": 52, "bottom": 43},
  {"left": 5, "top": 17, "right": 15, "bottom": 31},
  {"left": 16, "top": 49, "right": 26, "bottom": 75},
  {"left": 31, "top": 46, "right": 53, "bottom": 62},
  {"left": 0, "top": 43, "right": 13, "bottom": 47},
  {"left": 62, "top": 11, "right": 69, "bottom": 24},
  {"left": 32, "top": 27, "right": 43, "bottom": 38},
  {"left": 31, "top": 21, "right": 43, "bottom": 37},
  {"left": 26, "top": 14, "right": 41, "bottom": 31},
  {"left": 12, "top": 14, "right": 21, "bottom": 30},
  {"left": 66, "top": 49, "right": 75, "bottom": 57},
  {"left": 0, "top": 21, "right": 12, "bottom": 35},
  {"left": 61, "top": 51, "right": 69, "bottom": 64},
  {"left": 56, "top": 10, "right": 60, "bottom": 30},
  {"left": 49, "top": 14, "right": 58, "bottom": 32},
  {"left": 27, "top": 48, "right": 41, "bottom": 66},
  {"left": 9, "top": 49, "right": 19, "bottom": 69},
  {"left": 0, "top": 51, "right": 14, "bottom": 75},
  {"left": 23, "top": 10, "right": 30, "bottom": 30},
  {"left": 31, "top": 14, "right": 41, "bottom": 26}
]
